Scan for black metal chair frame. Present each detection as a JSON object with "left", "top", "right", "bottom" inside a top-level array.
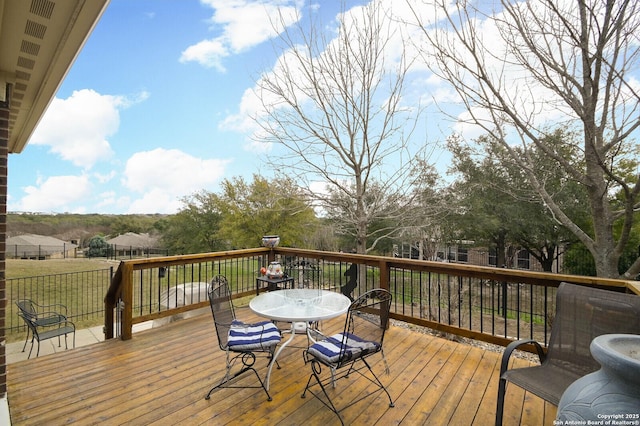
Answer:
[
  {"left": 301, "top": 288, "right": 394, "bottom": 425},
  {"left": 495, "top": 282, "right": 640, "bottom": 425},
  {"left": 205, "top": 275, "right": 281, "bottom": 402},
  {"left": 15, "top": 299, "right": 76, "bottom": 358}
]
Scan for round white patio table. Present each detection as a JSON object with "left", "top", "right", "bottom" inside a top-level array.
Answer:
[{"left": 249, "top": 288, "right": 351, "bottom": 390}]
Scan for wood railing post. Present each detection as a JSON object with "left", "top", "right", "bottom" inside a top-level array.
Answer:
[
  {"left": 379, "top": 259, "right": 389, "bottom": 291},
  {"left": 379, "top": 259, "right": 391, "bottom": 329},
  {"left": 104, "top": 302, "right": 114, "bottom": 340},
  {"left": 121, "top": 262, "right": 134, "bottom": 340},
  {"left": 104, "top": 263, "right": 123, "bottom": 340}
]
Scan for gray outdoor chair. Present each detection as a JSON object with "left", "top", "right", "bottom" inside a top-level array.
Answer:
[
  {"left": 205, "top": 275, "right": 281, "bottom": 401},
  {"left": 495, "top": 282, "right": 640, "bottom": 425},
  {"left": 301, "top": 288, "right": 394, "bottom": 425},
  {"left": 15, "top": 299, "right": 76, "bottom": 358}
]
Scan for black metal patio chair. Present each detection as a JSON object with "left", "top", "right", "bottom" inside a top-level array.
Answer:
[
  {"left": 495, "top": 282, "right": 640, "bottom": 425},
  {"left": 205, "top": 275, "right": 281, "bottom": 401},
  {"left": 301, "top": 288, "right": 394, "bottom": 425},
  {"left": 15, "top": 299, "right": 76, "bottom": 358}
]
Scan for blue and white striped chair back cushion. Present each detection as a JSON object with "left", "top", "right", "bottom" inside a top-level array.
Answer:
[
  {"left": 227, "top": 320, "right": 281, "bottom": 350},
  {"left": 307, "top": 332, "right": 380, "bottom": 364}
]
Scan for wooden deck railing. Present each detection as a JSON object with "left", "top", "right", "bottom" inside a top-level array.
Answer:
[{"left": 105, "top": 247, "right": 639, "bottom": 347}]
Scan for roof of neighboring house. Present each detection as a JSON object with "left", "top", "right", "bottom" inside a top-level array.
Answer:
[
  {"left": 7, "top": 234, "right": 77, "bottom": 256},
  {"left": 106, "top": 232, "right": 159, "bottom": 248},
  {"left": 1, "top": 0, "right": 110, "bottom": 153}
]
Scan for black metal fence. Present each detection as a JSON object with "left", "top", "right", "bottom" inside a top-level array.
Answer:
[
  {"left": 105, "top": 245, "right": 169, "bottom": 261},
  {"left": 7, "top": 267, "right": 114, "bottom": 336},
  {"left": 108, "top": 249, "right": 571, "bottom": 347},
  {"left": 7, "top": 244, "right": 78, "bottom": 259},
  {"left": 284, "top": 254, "right": 557, "bottom": 344}
]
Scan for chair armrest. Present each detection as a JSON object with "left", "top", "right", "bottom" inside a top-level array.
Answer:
[
  {"left": 499, "top": 339, "right": 546, "bottom": 377},
  {"left": 65, "top": 319, "right": 76, "bottom": 330},
  {"left": 36, "top": 302, "right": 69, "bottom": 315}
]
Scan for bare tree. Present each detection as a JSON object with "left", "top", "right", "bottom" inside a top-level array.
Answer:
[
  {"left": 410, "top": 0, "right": 640, "bottom": 278},
  {"left": 253, "top": 2, "right": 434, "bottom": 254}
]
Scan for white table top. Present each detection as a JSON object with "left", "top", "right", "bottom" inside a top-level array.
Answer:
[{"left": 250, "top": 289, "right": 351, "bottom": 322}]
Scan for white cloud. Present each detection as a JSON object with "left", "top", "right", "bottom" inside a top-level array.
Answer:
[
  {"left": 180, "top": 39, "right": 229, "bottom": 72},
  {"left": 30, "top": 89, "right": 148, "bottom": 169},
  {"left": 121, "top": 148, "right": 231, "bottom": 213},
  {"left": 180, "top": 0, "right": 303, "bottom": 71},
  {"left": 94, "top": 170, "right": 117, "bottom": 184},
  {"left": 15, "top": 175, "right": 92, "bottom": 213}
]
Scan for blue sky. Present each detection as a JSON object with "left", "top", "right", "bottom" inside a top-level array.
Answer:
[
  {"left": 8, "top": 0, "right": 318, "bottom": 213},
  {"left": 10, "top": 0, "right": 392, "bottom": 214},
  {"left": 10, "top": 0, "right": 610, "bottom": 215},
  {"left": 7, "top": 0, "right": 466, "bottom": 215}
]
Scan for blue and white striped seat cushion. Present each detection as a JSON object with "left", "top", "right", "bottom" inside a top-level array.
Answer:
[
  {"left": 307, "top": 332, "right": 380, "bottom": 364},
  {"left": 227, "top": 320, "right": 281, "bottom": 351}
]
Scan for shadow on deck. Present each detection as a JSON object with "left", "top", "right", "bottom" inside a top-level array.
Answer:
[{"left": 7, "top": 311, "right": 556, "bottom": 425}]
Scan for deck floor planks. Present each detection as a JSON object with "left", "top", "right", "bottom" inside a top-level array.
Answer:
[
  {"left": 75, "top": 342, "right": 222, "bottom": 425},
  {"left": 449, "top": 349, "right": 500, "bottom": 425},
  {"left": 545, "top": 401, "right": 558, "bottom": 423},
  {"left": 400, "top": 340, "right": 473, "bottom": 424},
  {"left": 425, "top": 344, "right": 487, "bottom": 425},
  {"left": 381, "top": 339, "right": 457, "bottom": 424},
  {"left": 8, "top": 311, "right": 552, "bottom": 425},
  {"left": 18, "top": 324, "right": 215, "bottom": 424},
  {"left": 355, "top": 331, "right": 446, "bottom": 425},
  {"left": 520, "top": 390, "right": 547, "bottom": 426}
]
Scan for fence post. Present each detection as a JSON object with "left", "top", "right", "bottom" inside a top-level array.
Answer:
[
  {"left": 501, "top": 280, "right": 508, "bottom": 319},
  {"left": 379, "top": 259, "right": 389, "bottom": 291},
  {"left": 121, "top": 262, "right": 134, "bottom": 340}
]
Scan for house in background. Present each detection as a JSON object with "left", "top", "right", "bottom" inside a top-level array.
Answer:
[
  {"left": 0, "top": 0, "right": 110, "bottom": 421},
  {"left": 6, "top": 233, "right": 77, "bottom": 259},
  {"left": 106, "top": 232, "right": 162, "bottom": 258},
  {"left": 394, "top": 241, "right": 565, "bottom": 273}
]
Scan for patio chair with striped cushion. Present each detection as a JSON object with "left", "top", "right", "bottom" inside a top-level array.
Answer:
[
  {"left": 204, "top": 275, "right": 281, "bottom": 401},
  {"left": 301, "top": 288, "right": 394, "bottom": 424}
]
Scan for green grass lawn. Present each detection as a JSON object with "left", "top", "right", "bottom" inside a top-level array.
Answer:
[{"left": 7, "top": 258, "right": 118, "bottom": 278}]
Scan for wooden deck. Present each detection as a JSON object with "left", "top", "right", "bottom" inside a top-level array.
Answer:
[{"left": 8, "top": 311, "right": 557, "bottom": 425}]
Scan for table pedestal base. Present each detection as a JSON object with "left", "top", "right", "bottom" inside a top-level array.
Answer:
[{"left": 265, "top": 321, "right": 313, "bottom": 391}]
